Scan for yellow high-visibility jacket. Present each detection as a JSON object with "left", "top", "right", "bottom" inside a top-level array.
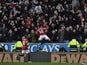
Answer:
[{"left": 13, "top": 41, "right": 23, "bottom": 50}]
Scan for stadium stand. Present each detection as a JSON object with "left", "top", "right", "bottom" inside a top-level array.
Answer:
[{"left": 0, "top": 0, "right": 87, "bottom": 44}]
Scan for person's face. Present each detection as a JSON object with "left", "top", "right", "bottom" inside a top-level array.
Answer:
[
  {"left": 22, "top": 36, "right": 25, "bottom": 40},
  {"left": 52, "top": 30, "right": 55, "bottom": 34},
  {"left": 31, "top": 30, "right": 34, "bottom": 33},
  {"left": 14, "top": 28, "right": 17, "bottom": 31},
  {"left": 3, "top": 6, "right": 6, "bottom": 10},
  {"left": 66, "top": 27, "right": 69, "bottom": 31},
  {"left": 17, "top": 17, "right": 20, "bottom": 21},
  {"left": 24, "top": 7, "right": 28, "bottom": 11},
  {"left": 21, "top": 21, "right": 25, "bottom": 25},
  {"left": 3, "top": 16, "right": 7, "bottom": 20},
  {"left": 51, "top": 24, "right": 55, "bottom": 27}
]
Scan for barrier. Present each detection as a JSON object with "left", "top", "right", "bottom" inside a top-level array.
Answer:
[
  {"left": 51, "top": 52, "right": 87, "bottom": 63},
  {"left": 0, "top": 52, "right": 87, "bottom": 63},
  {"left": 0, "top": 52, "right": 24, "bottom": 62},
  {"left": 30, "top": 52, "right": 51, "bottom": 62},
  {"left": 0, "top": 43, "right": 70, "bottom": 52}
]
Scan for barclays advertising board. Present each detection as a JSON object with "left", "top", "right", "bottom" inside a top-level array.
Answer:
[{"left": 0, "top": 43, "right": 70, "bottom": 52}]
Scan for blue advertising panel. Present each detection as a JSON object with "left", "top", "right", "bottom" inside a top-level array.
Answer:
[{"left": 0, "top": 43, "right": 70, "bottom": 52}]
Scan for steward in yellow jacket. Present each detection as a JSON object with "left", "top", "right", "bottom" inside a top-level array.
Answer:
[
  {"left": 13, "top": 41, "right": 23, "bottom": 52},
  {"left": 82, "top": 39, "right": 87, "bottom": 52},
  {"left": 68, "top": 39, "right": 80, "bottom": 52}
]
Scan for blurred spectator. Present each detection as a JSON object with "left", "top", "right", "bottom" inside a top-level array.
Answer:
[
  {"left": 35, "top": 5, "right": 43, "bottom": 14},
  {"left": 82, "top": 28, "right": 87, "bottom": 42},
  {"left": 25, "top": 17, "right": 32, "bottom": 28},
  {"left": 30, "top": 29, "right": 36, "bottom": 43},
  {"left": 72, "top": 0, "right": 80, "bottom": 8},
  {"left": 58, "top": 25, "right": 65, "bottom": 43},
  {"left": 59, "top": 46, "right": 67, "bottom": 52},
  {"left": 51, "top": 29, "right": 59, "bottom": 43},
  {"left": 64, "top": 27, "right": 70, "bottom": 43}
]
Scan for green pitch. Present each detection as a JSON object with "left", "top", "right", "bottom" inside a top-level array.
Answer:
[{"left": 0, "top": 62, "right": 84, "bottom": 65}]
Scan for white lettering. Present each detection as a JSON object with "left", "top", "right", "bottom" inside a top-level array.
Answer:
[
  {"left": 42, "top": 45, "right": 48, "bottom": 52},
  {"left": 55, "top": 45, "right": 59, "bottom": 52},
  {"left": 4, "top": 45, "right": 8, "bottom": 51},
  {"left": 31, "top": 45, "right": 38, "bottom": 52},
  {"left": 48, "top": 45, "right": 54, "bottom": 52},
  {"left": 11, "top": 45, "right": 14, "bottom": 52}
]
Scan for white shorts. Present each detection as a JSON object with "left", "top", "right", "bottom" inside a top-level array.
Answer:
[
  {"left": 38, "top": 35, "right": 50, "bottom": 41},
  {"left": 22, "top": 50, "right": 29, "bottom": 54}
]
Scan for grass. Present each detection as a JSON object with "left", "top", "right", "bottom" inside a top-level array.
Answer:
[{"left": 0, "top": 62, "right": 84, "bottom": 65}]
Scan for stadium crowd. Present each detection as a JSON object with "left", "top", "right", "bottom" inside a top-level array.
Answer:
[{"left": 0, "top": 0, "right": 87, "bottom": 43}]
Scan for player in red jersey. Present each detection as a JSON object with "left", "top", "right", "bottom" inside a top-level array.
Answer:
[
  {"left": 36, "top": 25, "right": 51, "bottom": 42},
  {"left": 36, "top": 23, "right": 51, "bottom": 52},
  {"left": 22, "top": 36, "right": 29, "bottom": 54},
  {"left": 16, "top": 36, "right": 30, "bottom": 62}
]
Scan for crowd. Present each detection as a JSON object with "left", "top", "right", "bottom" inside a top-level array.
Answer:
[{"left": 0, "top": 0, "right": 87, "bottom": 43}]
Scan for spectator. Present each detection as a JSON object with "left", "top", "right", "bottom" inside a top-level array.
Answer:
[
  {"left": 64, "top": 27, "right": 70, "bottom": 43},
  {"left": 30, "top": 29, "right": 36, "bottom": 43},
  {"left": 59, "top": 46, "right": 67, "bottom": 52},
  {"left": 72, "top": 0, "right": 80, "bottom": 8},
  {"left": 35, "top": 5, "right": 43, "bottom": 14},
  {"left": 58, "top": 25, "right": 65, "bottom": 43},
  {"left": 82, "top": 28, "right": 87, "bottom": 42},
  {"left": 51, "top": 29, "right": 59, "bottom": 43}
]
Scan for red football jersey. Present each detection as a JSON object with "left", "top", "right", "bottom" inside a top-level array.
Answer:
[
  {"left": 25, "top": 19, "right": 32, "bottom": 28},
  {"left": 22, "top": 38, "right": 29, "bottom": 50},
  {"left": 36, "top": 26, "right": 48, "bottom": 36}
]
